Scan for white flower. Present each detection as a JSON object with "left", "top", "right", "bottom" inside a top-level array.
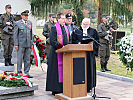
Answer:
[{"left": 127, "top": 57, "right": 132, "bottom": 62}]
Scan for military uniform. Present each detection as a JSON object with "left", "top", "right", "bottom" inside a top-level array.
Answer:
[
  {"left": 14, "top": 11, "right": 32, "bottom": 76},
  {"left": 98, "top": 22, "right": 111, "bottom": 72},
  {"left": 65, "top": 13, "right": 79, "bottom": 44},
  {"left": 42, "top": 19, "right": 55, "bottom": 63},
  {"left": 0, "top": 11, "right": 15, "bottom": 66}
]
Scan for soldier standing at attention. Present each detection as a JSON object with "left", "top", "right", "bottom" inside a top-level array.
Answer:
[
  {"left": 0, "top": 4, "right": 15, "bottom": 66},
  {"left": 42, "top": 13, "right": 55, "bottom": 64},
  {"left": 14, "top": 10, "right": 33, "bottom": 78},
  {"left": 98, "top": 14, "right": 112, "bottom": 72}
]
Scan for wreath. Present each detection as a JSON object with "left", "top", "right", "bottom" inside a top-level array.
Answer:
[
  {"left": 0, "top": 72, "right": 33, "bottom": 87},
  {"left": 30, "top": 35, "right": 46, "bottom": 66},
  {"left": 117, "top": 33, "right": 133, "bottom": 71}
]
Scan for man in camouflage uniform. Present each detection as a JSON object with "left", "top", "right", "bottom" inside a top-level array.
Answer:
[
  {"left": 42, "top": 13, "right": 55, "bottom": 64},
  {"left": 98, "top": 14, "right": 113, "bottom": 72},
  {"left": 0, "top": 4, "right": 15, "bottom": 66}
]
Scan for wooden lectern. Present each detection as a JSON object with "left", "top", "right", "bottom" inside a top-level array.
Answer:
[{"left": 55, "top": 43, "right": 93, "bottom": 100}]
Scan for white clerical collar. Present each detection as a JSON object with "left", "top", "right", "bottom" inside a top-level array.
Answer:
[{"left": 81, "top": 25, "right": 89, "bottom": 36}]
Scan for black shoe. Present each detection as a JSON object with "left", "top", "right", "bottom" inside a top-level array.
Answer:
[
  {"left": 52, "top": 92, "right": 56, "bottom": 96},
  {"left": 52, "top": 91, "right": 62, "bottom": 96},
  {"left": 8, "top": 58, "right": 14, "bottom": 66},
  {"left": 24, "top": 74, "right": 33, "bottom": 78},
  {"left": 104, "top": 64, "right": 111, "bottom": 71},
  {"left": 101, "top": 65, "right": 105, "bottom": 72},
  {"left": 5, "top": 59, "right": 9, "bottom": 66},
  {"left": 105, "top": 68, "right": 111, "bottom": 71}
]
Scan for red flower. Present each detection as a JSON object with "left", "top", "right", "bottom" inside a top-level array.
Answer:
[
  {"left": 10, "top": 77, "right": 17, "bottom": 80},
  {"left": 18, "top": 74, "right": 23, "bottom": 76},
  {"left": 14, "top": 73, "right": 18, "bottom": 76},
  {"left": 4, "top": 72, "right": 7, "bottom": 75},
  {"left": 37, "top": 39, "right": 41, "bottom": 42},
  {"left": 42, "top": 45, "right": 45, "bottom": 47},
  {"left": 42, "top": 43, "right": 45, "bottom": 45},
  {"left": 9, "top": 73, "right": 14, "bottom": 76},
  {"left": 44, "top": 54, "right": 46, "bottom": 58}
]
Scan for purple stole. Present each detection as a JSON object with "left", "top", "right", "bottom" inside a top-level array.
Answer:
[{"left": 56, "top": 22, "right": 69, "bottom": 83}]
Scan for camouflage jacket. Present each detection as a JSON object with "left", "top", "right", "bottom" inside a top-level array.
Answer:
[
  {"left": 42, "top": 20, "right": 55, "bottom": 44},
  {"left": 0, "top": 13, "right": 15, "bottom": 35},
  {"left": 98, "top": 22, "right": 111, "bottom": 44}
]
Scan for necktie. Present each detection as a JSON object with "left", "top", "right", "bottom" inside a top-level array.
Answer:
[{"left": 25, "top": 21, "right": 27, "bottom": 25}]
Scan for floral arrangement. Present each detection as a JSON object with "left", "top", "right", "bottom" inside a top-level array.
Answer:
[
  {"left": 117, "top": 33, "right": 133, "bottom": 71},
  {"left": 0, "top": 72, "right": 33, "bottom": 87},
  {"left": 30, "top": 35, "right": 46, "bottom": 66}
]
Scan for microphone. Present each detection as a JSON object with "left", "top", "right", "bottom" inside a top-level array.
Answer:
[{"left": 73, "top": 28, "right": 102, "bottom": 46}]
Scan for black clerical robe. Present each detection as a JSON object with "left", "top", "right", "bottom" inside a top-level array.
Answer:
[
  {"left": 72, "top": 26, "right": 99, "bottom": 92},
  {"left": 46, "top": 25, "right": 69, "bottom": 93}
]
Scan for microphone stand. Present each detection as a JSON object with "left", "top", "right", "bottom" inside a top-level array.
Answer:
[
  {"left": 92, "top": 86, "right": 111, "bottom": 99},
  {"left": 73, "top": 28, "right": 111, "bottom": 99},
  {"left": 73, "top": 28, "right": 102, "bottom": 46}
]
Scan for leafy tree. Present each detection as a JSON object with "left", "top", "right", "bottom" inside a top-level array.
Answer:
[
  {"left": 97, "top": 0, "right": 133, "bottom": 25},
  {"left": 28, "top": 0, "right": 84, "bottom": 26},
  {"left": 28, "top": 0, "right": 133, "bottom": 26}
]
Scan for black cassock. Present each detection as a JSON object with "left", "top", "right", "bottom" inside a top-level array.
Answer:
[
  {"left": 46, "top": 25, "right": 69, "bottom": 93},
  {"left": 72, "top": 26, "right": 99, "bottom": 92}
]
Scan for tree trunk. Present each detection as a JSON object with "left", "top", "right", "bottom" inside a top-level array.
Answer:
[{"left": 97, "top": 0, "right": 101, "bottom": 26}]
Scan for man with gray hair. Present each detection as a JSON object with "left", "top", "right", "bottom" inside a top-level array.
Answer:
[
  {"left": 14, "top": 10, "right": 33, "bottom": 78},
  {"left": 73, "top": 18, "right": 99, "bottom": 92}
]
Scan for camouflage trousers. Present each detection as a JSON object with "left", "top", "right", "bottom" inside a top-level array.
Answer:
[
  {"left": 1, "top": 33, "right": 14, "bottom": 59},
  {"left": 99, "top": 44, "right": 110, "bottom": 65}
]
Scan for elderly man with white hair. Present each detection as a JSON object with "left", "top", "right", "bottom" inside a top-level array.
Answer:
[
  {"left": 72, "top": 18, "right": 99, "bottom": 92},
  {"left": 80, "top": 18, "right": 99, "bottom": 57}
]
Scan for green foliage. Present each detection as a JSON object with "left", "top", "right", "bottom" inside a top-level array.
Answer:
[
  {"left": 62, "top": 2, "right": 72, "bottom": 9},
  {"left": 99, "top": 0, "right": 133, "bottom": 25},
  {"left": 72, "top": 0, "right": 84, "bottom": 26},
  {"left": 28, "top": 0, "right": 133, "bottom": 26},
  {"left": 0, "top": 79, "right": 27, "bottom": 87},
  {"left": 28, "top": 0, "right": 85, "bottom": 25}
]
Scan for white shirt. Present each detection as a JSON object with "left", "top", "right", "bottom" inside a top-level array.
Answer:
[
  {"left": 22, "top": 19, "right": 27, "bottom": 24},
  {"left": 81, "top": 25, "right": 89, "bottom": 36}
]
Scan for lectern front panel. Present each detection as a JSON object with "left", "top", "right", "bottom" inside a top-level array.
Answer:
[{"left": 73, "top": 58, "right": 85, "bottom": 84}]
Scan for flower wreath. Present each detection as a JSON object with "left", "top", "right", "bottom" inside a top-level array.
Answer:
[
  {"left": 30, "top": 35, "right": 46, "bottom": 66},
  {"left": 117, "top": 33, "right": 133, "bottom": 71},
  {"left": 0, "top": 72, "right": 33, "bottom": 87}
]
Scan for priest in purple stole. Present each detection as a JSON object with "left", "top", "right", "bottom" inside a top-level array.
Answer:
[{"left": 46, "top": 13, "right": 69, "bottom": 95}]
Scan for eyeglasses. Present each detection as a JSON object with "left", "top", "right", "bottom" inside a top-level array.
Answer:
[
  {"left": 60, "top": 18, "right": 66, "bottom": 20},
  {"left": 67, "top": 18, "right": 72, "bottom": 20}
]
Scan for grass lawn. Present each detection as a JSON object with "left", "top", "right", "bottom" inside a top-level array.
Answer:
[
  {"left": 36, "top": 27, "right": 133, "bottom": 79},
  {"left": 96, "top": 54, "right": 133, "bottom": 79},
  {"left": 36, "top": 27, "right": 46, "bottom": 43}
]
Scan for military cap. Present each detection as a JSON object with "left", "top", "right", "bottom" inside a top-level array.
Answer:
[
  {"left": 49, "top": 13, "right": 55, "bottom": 18},
  {"left": 5, "top": 4, "right": 11, "bottom": 9},
  {"left": 21, "top": 10, "right": 29, "bottom": 15},
  {"left": 101, "top": 14, "right": 109, "bottom": 18},
  {"left": 66, "top": 13, "right": 72, "bottom": 18}
]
